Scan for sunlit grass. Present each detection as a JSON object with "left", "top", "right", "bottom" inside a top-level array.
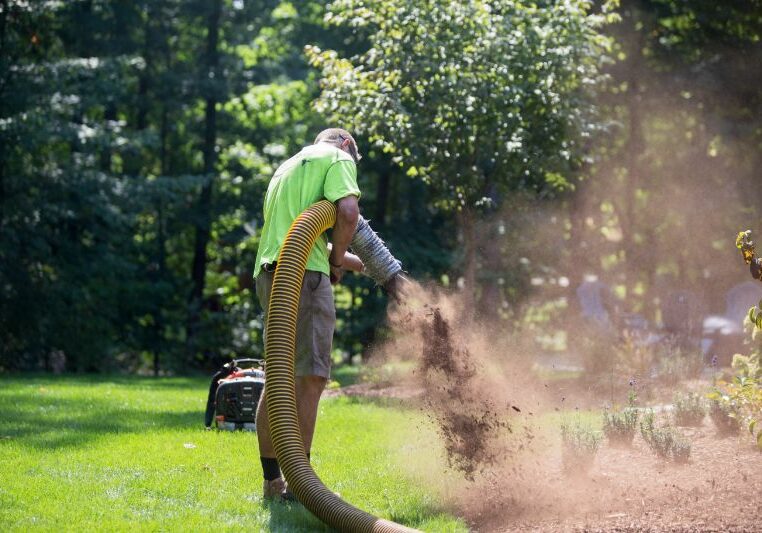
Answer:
[{"left": 0, "top": 375, "right": 467, "bottom": 532}]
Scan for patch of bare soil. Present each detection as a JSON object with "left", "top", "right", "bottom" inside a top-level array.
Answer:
[
  {"left": 343, "top": 282, "right": 760, "bottom": 531},
  {"left": 467, "top": 419, "right": 762, "bottom": 532},
  {"left": 322, "top": 382, "right": 422, "bottom": 399}
]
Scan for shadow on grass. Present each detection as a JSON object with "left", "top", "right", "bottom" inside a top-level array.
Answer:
[
  {"left": 337, "top": 395, "right": 413, "bottom": 410},
  {"left": 0, "top": 389, "right": 201, "bottom": 450},
  {"left": 0, "top": 372, "right": 207, "bottom": 390},
  {"left": 263, "top": 497, "right": 444, "bottom": 533},
  {"left": 264, "top": 500, "right": 331, "bottom": 532}
]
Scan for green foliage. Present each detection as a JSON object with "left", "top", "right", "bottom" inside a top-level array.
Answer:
[
  {"left": 672, "top": 392, "right": 705, "bottom": 427},
  {"left": 639, "top": 409, "right": 692, "bottom": 463},
  {"left": 602, "top": 392, "right": 639, "bottom": 446},
  {"left": 4, "top": 0, "right": 762, "bottom": 375},
  {"left": 708, "top": 399, "right": 741, "bottom": 437},
  {"left": 309, "top": 0, "right": 618, "bottom": 211},
  {"left": 656, "top": 348, "right": 704, "bottom": 386},
  {"left": 560, "top": 420, "right": 602, "bottom": 474},
  {"left": 0, "top": 0, "right": 347, "bottom": 372},
  {"left": 708, "top": 312, "right": 762, "bottom": 449},
  {"left": 736, "top": 229, "right": 755, "bottom": 265}
]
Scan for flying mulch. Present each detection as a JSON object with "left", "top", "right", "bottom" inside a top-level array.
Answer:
[{"left": 417, "top": 306, "right": 511, "bottom": 480}]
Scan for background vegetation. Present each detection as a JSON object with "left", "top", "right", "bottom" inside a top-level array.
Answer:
[{"left": 2, "top": 0, "right": 761, "bottom": 374}]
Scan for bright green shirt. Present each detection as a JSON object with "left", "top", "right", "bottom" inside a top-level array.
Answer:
[{"left": 254, "top": 143, "right": 361, "bottom": 277}]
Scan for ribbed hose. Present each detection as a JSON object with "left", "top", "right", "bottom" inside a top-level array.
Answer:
[
  {"left": 265, "top": 200, "right": 417, "bottom": 533},
  {"left": 351, "top": 215, "right": 402, "bottom": 285}
]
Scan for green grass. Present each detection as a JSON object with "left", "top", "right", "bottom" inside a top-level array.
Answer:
[{"left": 0, "top": 375, "right": 467, "bottom": 532}]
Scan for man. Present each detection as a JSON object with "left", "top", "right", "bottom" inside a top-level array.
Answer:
[{"left": 253, "top": 127, "right": 364, "bottom": 501}]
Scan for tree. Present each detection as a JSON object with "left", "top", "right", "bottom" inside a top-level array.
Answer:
[{"left": 308, "top": 0, "right": 618, "bottom": 312}]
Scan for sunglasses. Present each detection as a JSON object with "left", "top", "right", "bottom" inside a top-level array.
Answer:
[{"left": 337, "top": 134, "right": 362, "bottom": 164}]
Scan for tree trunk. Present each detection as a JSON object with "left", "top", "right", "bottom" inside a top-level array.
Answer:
[
  {"left": 0, "top": 1, "right": 7, "bottom": 226},
  {"left": 374, "top": 172, "right": 390, "bottom": 226},
  {"left": 187, "top": 0, "right": 222, "bottom": 358},
  {"left": 458, "top": 208, "right": 477, "bottom": 321},
  {"left": 618, "top": 6, "right": 646, "bottom": 306},
  {"left": 100, "top": 102, "right": 116, "bottom": 172}
]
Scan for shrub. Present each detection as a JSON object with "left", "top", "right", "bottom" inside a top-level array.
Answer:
[
  {"left": 670, "top": 437, "right": 692, "bottom": 463},
  {"left": 672, "top": 392, "right": 705, "bottom": 427},
  {"left": 640, "top": 409, "right": 692, "bottom": 463},
  {"left": 708, "top": 399, "right": 741, "bottom": 436},
  {"left": 657, "top": 348, "right": 704, "bottom": 385},
  {"left": 706, "top": 310, "right": 762, "bottom": 448},
  {"left": 560, "top": 421, "right": 601, "bottom": 474},
  {"left": 602, "top": 393, "right": 639, "bottom": 446}
]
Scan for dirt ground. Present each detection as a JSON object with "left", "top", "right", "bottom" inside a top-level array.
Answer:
[
  {"left": 327, "top": 383, "right": 761, "bottom": 532},
  {"left": 464, "top": 417, "right": 762, "bottom": 532}
]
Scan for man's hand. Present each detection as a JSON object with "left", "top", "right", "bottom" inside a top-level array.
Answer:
[{"left": 329, "top": 264, "right": 344, "bottom": 285}]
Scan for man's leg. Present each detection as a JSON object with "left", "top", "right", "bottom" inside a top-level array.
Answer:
[
  {"left": 256, "top": 390, "right": 275, "bottom": 457},
  {"left": 295, "top": 375, "right": 327, "bottom": 454},
  {"left": 256, "top": 270, "right": 333, "bottom": 500},
  {"left": 255, "top": 271, "right": 287, "bottom": 499}
]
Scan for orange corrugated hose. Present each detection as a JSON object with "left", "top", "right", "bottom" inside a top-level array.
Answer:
[{"left": 264, "top": 200, "right": 418, "bottom": 533}]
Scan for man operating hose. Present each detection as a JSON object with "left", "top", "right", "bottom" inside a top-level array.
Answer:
[{"left": 254, "top": 128, "right": 364, "bottom": 501}]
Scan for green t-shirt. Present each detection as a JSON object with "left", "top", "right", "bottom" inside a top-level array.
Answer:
[{"left": 254, "top": 143, "right": 361, "bottom": 277}]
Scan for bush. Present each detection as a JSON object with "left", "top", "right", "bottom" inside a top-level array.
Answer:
[
  {"left": 561, "top": 421, "right": 601, "bottom": 474},
  {"left": 672, "top": 392, "right": 706, "bottom": 426},
  {"left": 657, "top": 348, "right": 704, "bottom": 385},
  {"left": 602, "top": 394, "right": 639, "bottom": 446},
  {"left": 706, "top": 311, "right": 762, "bottom": 447},
  {"left": 708, "top": 399, "right": 741, "bottom": 436},
  {"left": 640, "top": 409, "right": 692, "bottom": 463}
]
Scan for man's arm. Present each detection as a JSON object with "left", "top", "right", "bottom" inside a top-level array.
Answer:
[
  {"left": 328, "top": 195, "right": 359, "bottom": 284},
  {"left": 327, "top": 243, "right": 364, "bottom": 273}
]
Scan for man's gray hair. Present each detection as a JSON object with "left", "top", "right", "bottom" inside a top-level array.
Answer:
[
  {"left": 314, "top": 128, "right": 356, "bottom": 147},
  {"left": 314, "top": 128, "right": 361, "bottom": 163}
]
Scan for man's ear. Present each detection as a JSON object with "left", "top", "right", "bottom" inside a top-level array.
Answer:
[{"left": 340, "top": 138, "right": 351, "bottom": 149}]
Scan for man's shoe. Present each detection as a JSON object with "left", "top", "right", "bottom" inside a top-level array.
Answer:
[{"left": 263, "top": 477, "right": 288, "bottom": 501}]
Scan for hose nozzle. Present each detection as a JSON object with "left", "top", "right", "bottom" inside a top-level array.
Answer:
[{"left": 351, "top": 216, "right": 403, "bottom": 286}]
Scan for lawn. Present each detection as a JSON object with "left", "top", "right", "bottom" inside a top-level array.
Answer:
[{"left": 0, "top": 375, "right": 467, "bottom": 532}]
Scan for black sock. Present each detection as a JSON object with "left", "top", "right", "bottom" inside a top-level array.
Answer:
[{"left": 260, "top": 457, "right": 280, "bottom": 481}]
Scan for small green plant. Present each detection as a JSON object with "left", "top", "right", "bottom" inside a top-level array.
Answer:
[
  {"left": 560, "top": 421, "right": 601, "bottom": 474},
  {"left": 657, "top": 349, "right": 704, "bottom": 385},
  {"left": 639, "top": 409, "right": 692, "bottom": 463},
  {"left": 602, "top": 392, "right": 639, "bottom": 446},
  {"left": 706, "top": 299, "right": 762, "bottom": 448},
  {"left": 708, "top": 398, "right": 741, "bottom": 436},
  {"left": 672, "top": 392, "right": 705, "bottom": 427},
  {"left": 670, "top": 437, "right": 692, "bottom": 463}
]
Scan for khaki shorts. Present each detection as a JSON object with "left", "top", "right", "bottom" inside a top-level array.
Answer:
[{"left": 256, "top": 269, "right": 335, "bottom": 379}]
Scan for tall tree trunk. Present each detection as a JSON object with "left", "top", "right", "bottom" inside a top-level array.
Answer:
[
  {"left": 458, "top": 208, "right": 477, "bottom": 321},
  {"left": 153, "top": 105, "right": 171, "bottom": 376},
  {"left": 374, "top": 172, "right": 390, "bottom": 226},
  {"left": 618, "top": 6, "right": 646, "bottom": 305},
  {"left": 0, "top": 0, "right": 7, "bottom": 226},
  {"left": 187, "top": 0, "right": 222, "bottom": 358},
  {"left": 100, "top": 102, "right": 116, "bottom": 172}
]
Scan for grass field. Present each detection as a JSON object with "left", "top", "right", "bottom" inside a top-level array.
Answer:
[{"left": 0, "top": 375, "right": 467, "bottom": 532}]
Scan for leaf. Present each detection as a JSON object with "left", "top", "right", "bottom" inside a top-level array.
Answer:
[
  {"left": 750, "top": 419, "right": 757, "bottom": 436},
  {"left": 736, "top": 230, "right": 755, "bottom": 263}
]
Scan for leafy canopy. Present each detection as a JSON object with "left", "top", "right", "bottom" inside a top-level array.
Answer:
[{"left": 308, "top": 0, "right": 618, "bottom": 211}]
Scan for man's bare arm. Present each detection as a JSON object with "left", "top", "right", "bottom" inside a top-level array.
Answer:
[
  {"left": 327, "top": 244, "right": 364, "bottom": 273},
  {"left": 329, "top": 195, "right": 360, "bottom": 284}
]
